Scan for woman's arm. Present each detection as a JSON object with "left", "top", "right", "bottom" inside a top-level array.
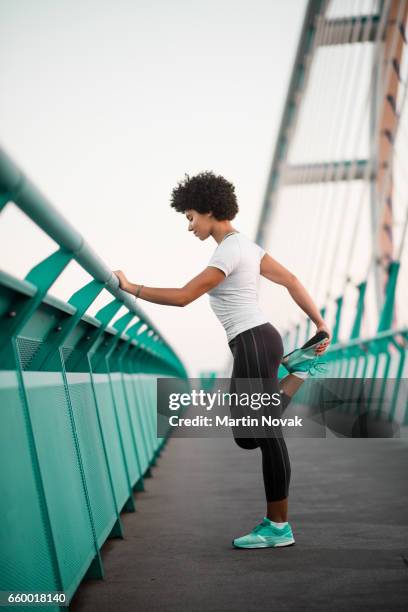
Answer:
[
  {"left": 113, "top": 267, "right": 226, "bottom": 307},
  {"left": 260, "top": 253, "right": 331, "bottom": 352}
]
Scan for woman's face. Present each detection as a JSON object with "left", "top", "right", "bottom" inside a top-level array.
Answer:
[{"left": 185, "top": 209, "right": 213, "bottom": 240}]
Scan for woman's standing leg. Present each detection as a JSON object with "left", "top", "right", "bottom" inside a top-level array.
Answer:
[
  {"left": 250, "top": 325, "right": 291, "bottom": 522},
  {"left": 229, "top": 323, "right": 291, "bottom": 520}
]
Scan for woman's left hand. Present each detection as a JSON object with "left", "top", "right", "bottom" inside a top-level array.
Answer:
[{"left": 113, "top": 270, "right": 131, "bottom": 293}]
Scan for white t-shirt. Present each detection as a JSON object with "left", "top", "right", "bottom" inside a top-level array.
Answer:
[{"left": 207, "top": 232, "right": 269, "bottom": 342}]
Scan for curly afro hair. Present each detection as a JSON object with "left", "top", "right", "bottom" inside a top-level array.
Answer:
[{"left": 170, "top": 171, "right": 239, "bottom": 220}]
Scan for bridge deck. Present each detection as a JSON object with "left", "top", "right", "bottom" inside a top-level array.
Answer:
[{"left": 70, "top": 434, "right": 408, "bottom": 611}]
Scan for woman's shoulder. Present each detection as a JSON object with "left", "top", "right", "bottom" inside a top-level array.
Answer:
[
  {"left": 235, "top": 233, "right": 265, "bottom": 260},
  {"left": 235, "top": 233, "right": 261, "bottom": 248},
  {"left": 214, "top": 232, "right": 256, "bottom": 254}
]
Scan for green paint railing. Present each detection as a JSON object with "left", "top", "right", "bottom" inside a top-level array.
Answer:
[
  {"left": 0, "top": 147, "right": 188, "bottom": 610},
  {"left": 279, "top": 262, "right": 408, "bottom": 427}
]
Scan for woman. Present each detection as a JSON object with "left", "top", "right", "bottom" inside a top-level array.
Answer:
[{"left": 114, "top": 170, "right": 331, "bottom": 549}]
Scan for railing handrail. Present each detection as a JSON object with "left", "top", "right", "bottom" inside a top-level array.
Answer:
[{"left": 0, "top": 146, "right": 182, "bottom": 366}]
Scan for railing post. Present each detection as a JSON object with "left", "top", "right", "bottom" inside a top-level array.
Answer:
[
  {"left": 332, "top": 295, "right": 344, "bottom": 344},
  {"left": 350, "top": 281, "right": 367, "bottom": 340},
  {"left": 377, "top": 260, "right": 400, "bottom": 332}
]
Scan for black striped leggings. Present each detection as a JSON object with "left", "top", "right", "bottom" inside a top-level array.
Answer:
[{"left": 228, "top": 322, "right": 291, "bottom": 502}]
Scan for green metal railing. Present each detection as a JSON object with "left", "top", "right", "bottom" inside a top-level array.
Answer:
[{"left": 0, "top": 147, "right": 188, "bottom": 609}]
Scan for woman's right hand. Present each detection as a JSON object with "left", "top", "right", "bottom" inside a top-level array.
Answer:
[{"left": 315, "top": 322, "right": 331, "bottom": 356}]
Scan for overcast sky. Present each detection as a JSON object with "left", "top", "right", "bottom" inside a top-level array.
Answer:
[{"left": 0, "top": 0, "right": 306, "bottom": 376}]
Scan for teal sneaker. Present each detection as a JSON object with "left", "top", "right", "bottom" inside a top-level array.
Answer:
[
  {"left": 232, "top": 517, "right": 295, "bottom": 549},
  {"left": 281, "top": 331, "right": 329, "bottom": 376}
]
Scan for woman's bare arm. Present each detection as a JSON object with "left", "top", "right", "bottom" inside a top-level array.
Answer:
[
  {"left": 113, "top": 267, "right": 226, "bottom": 307},
  {"left": 260, "top": 253, "right": 331, "bottom": 353}
]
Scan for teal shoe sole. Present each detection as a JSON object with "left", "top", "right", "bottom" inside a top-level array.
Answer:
[{"left": 232, "top": 538, "right": 296, "bottom": 549}]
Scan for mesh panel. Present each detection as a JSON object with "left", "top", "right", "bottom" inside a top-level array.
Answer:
[
  {"left": 16, "top": 337, "right": 42, "bottom": 370},
  {"left": 23, "top": 372, "right": 95, "bottom": 593},
  {"left": 65, "top": 373, "right": 118, "bottom": 546},
  {"left": 0, "top": 373, "right": 59, "bottom": 599},
  {"left": 91, "top": 374, "right": 130, "bottom": 511},
  {"left": 110, "top": 373, "right": 140, "bottom": 486},
  {"left": 61, "top": 346, "right": 75, "bottom": 363}
]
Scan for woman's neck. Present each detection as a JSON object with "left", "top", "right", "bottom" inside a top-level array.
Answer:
[{"left": 213, "top": 224, "right": 238, "bottom": 245}]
